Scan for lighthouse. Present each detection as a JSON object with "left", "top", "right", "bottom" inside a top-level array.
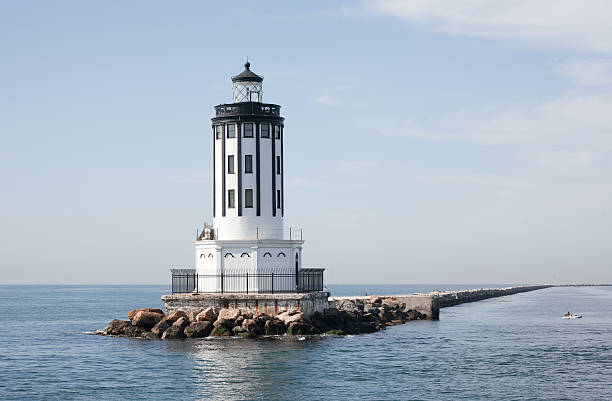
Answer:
[{"left": 190, "top": 62, "right": 319, "bottom": 293}]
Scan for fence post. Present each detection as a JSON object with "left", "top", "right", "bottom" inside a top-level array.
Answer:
[
  {"left": 221, "top": 273, "right": 224, "bottom": 294},
  {"left": 271, "top": 273, "right": 274, "bottom": 294},
  {"left": 289, "top": 227, "right": 292, "bottom": 240},
  {"left": 246, "top": 272, "right": 249, "bottom": 294}
]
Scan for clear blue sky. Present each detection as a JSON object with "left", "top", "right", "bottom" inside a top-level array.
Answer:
[{"left": 2, "top": 1, "right": 611, "bottom": 284}]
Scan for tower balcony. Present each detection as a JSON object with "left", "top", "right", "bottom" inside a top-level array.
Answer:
[
  {"left": 214, "top": 102, "right": 281, "bottom": 118},
  {"left": 197, "top": 227, "right": 304, "bottom": 242}
]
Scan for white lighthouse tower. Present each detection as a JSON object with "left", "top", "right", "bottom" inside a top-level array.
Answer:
[{"left": 191, "top": 62, "right": 317, "bottom": 293}]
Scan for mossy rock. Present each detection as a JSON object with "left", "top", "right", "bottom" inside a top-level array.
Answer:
[
  {"left": 210, "top": 325, "right": 231, "bottom": 337},
  {"left": 325, "top": 329, "right": 345, "bottom": 335},
  {"left": 287, "top": 321, "right": 315, "bottom": 335},
  {"left": 141, "top": 331, "right": 158, "bottom": 340}
]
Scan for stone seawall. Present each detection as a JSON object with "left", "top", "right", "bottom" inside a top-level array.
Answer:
[
  {"left": 331, "top": 285, "right": 551, "bottom": 320},
  {"left": 161, "top": 291, "right": 330, "bottom": 319}
]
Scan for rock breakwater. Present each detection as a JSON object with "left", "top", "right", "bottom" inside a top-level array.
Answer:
[{"left": 101, "top": 296, "right": 428, "bottom": 340}]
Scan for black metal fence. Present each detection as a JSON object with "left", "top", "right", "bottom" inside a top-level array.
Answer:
[{"left": 171, "top": 269, "right": 324, "bottom": 294}]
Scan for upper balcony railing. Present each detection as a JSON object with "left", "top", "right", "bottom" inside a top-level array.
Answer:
[
  {"left": 214, "top": 102, "right": 281, "bottom": 117},
  {"left": 196, "top": 227, "right": 303, "bottom": 241}
]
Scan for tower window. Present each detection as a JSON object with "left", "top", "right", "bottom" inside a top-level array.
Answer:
[
  {"left": 245, "top": 189, "right": 253, "bottom": 208},
  {"left": 276, "top": 156, "right": 281, "bottom": 174},
  {"left": 245, "top": 155, "right": 253, "bottom": 173},
  {"left": 277, "top": 190, "right": 281, "bottom": 208},
  {"left": 261, "top": 124, "right": 270, "bottom": 138},
  {"left": 215, "top": 125, "right": 222, "bottom": 139},
  {"left": 275, "top": 125, "right": 281, "bottom": 139},
  {"left": 227, "top": 124, "right": 235, "bottom": 138},
  {"left": 228, "top": 155, "right": 235, "bottom": 174},
  {"left": 244, "top": 123, "right": 253, "bottom": 137},
  {"left": 228, "top": 190, "right": 235, "bottom": 208}
]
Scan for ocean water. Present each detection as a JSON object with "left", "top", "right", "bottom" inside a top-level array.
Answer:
[{"left": 0, "top": 285, "right": 611, "bottom": 400}]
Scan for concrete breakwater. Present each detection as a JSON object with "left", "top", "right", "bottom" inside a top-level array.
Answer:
[{"left": 331, "top": 285, "right": 551, "bottom": 320}]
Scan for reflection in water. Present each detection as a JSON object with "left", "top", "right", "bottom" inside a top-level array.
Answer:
[{"left": 164, "top": 337, "right": 328, "bottom": 401}]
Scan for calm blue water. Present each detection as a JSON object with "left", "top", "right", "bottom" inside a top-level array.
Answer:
[{"left": 1, "top": 285, "right": 611, "bottom": 400}]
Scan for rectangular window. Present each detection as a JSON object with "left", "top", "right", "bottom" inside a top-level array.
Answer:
[
  {"left": 261, "top": 124, "right": 270, "bottom": 138},
  {"left": 215, "top": 125, "right": 222, "bottom": 139},
  {"left": 276, "top": 156, "right": 281, "bottom": 174},
  {"left": 228, "top": 155, "right": 235, "bottom": 174},
  {"left": 245, "top": 189, "right": 253, "bottom": 208},
  {"left": 274, "top": 125, "right": 281, "bottom": 139},
  {"left": 245, "top": 155, "right": 253, "bottom": 173},
  {"left": 227, "top": 124, "right": 235, "bottom": 138},
  {"left": 228, "top": 190, "right": 235, "bottom": 208},
  {"left": 244, "top": 123, "right": 253, "bottom": 137},
  {"left": 276, "top": 190, "right": 281, "bottom": 208}
]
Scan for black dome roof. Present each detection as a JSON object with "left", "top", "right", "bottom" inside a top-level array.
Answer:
[{"left": 231, "top": 62, "right": 263, "bottom": 83}]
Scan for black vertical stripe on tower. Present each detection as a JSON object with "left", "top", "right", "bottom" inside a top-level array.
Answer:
[
  {"left": 255, "top": 123, "right": 261, "bottom": 216},
  {"left": 221, "top": 124, "right": 226, "bottom": 217},
  {"left": 271, "top": 125, "right": 276, "bottom": 217},
  {"left": 212, "top": 126, "right": 216, "bottom": 218},
  {"left": 237, "top": 123, "right": 242, "bottom": 216},
  {"left": 280, "top": 125, "right": 284, "bottom": 217}
]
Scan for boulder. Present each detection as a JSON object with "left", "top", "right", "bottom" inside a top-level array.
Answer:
[
  {"left": 361, "top": 313, "right": 378, "bottom": 322},
  {"left": 151, "top": 320, "right": 170, "bottom": 337},
  {"left": 379, "top": 309, "right": 394, "bottom": 323},
  {"left": 232, "top": 325, "right": 245, "bottom": 335},
  {"left": 406, "top": 310, "right": 418, "bottom": 320},
  {"left": 241, "top": 319, "right": 261, "bottom": 335},
  {"left": 188, "top": 309, "right": 205, "bottom": 322},
  {"left": 210, "top": 325, "right": 231, "bottom": 336},
  {"left": 132, "top": 311, "right": 163, "bottom": 330},
  {"left": 123, "top": 325, "right": 145, "bottom": 337},
  {"left": 310, "top": 312, "right": 330, "bottom": 333},
  {"left": 382, "top": 299, "right": 399, "bottom": 309},
  {"left": 217, "top": 308, "right": 241, "bottom": 322},
  {"left": 287, "top": 321, "right": 315, "bottom": 336},
  {"left": 355, "top": 322, "right": 378, "bottom": 334},
  {"left": 235, "top": 316, "right": 245, "bottom": 327},
  {"left": 163, "top": 310, "right": 188, "bottom": 325},
  {"left": 265, "top": 319, "right": 287, "bottom": 335},
  {"left": 369, "top": 296, "right": 382, "bottom": 304},
  {"left": 141, "top": 331, "right": 157, "bottom": 340},
  {"left": 173, "top": 316, "right": 190, "bottom": 330},
  {"left": 277, "top": 311, "right": 304, "bottom": 325},
  {"left": 184, "top": 321, "right": 213, "bottom": 338},
  {"left": 196, "top": 306, "right": 219, "bottom": 322},
  {"left": 128, "top": 308, "right": 164, "bottom": 321},
  {"left": 213, "top": 318, "right": 235, "bottom": 329},
  {"left": 254, "top": 313, "right": 271, "bottom": 330},
  {"left": 106, "top": 319, "right": 131, "bottom": 336},
  {"left": 162, "top": 325, "right": 185, "bottom": 340}
]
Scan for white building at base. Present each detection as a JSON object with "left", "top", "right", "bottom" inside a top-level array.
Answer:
[{"left": 189, "top": 62, "right": 321, "bottom": 294}]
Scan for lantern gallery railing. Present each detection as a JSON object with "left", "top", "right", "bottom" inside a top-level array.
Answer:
[
  {"left": 170, "top": 269, "right": 324, "bottom": 294},
  {"left": 214, "top": 102, "right": 281, "bottom": 117}
]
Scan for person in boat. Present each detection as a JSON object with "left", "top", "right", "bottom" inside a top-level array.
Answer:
[{"left": 565, "top": 311, "right": 571, "bottom": 317}]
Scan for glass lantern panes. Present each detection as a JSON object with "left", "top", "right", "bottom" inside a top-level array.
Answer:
[{"left": 233, "top": 82, "right": 263, "bottom": 103}]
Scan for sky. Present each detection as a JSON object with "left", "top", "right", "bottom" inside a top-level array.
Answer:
[{"left": 1, "top": 1, "right": 611, "bottom": 285}]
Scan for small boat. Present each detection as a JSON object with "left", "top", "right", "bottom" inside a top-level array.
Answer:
[{"left": 562, "top": 314, "right": 582, "bottom": 319}]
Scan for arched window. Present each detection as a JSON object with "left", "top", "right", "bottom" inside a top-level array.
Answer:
[
  {"left": 224, "top": 253, "right": 234, "bottom": 258},
  {"left": 208, "top": 253, "right": 214, "bottom": 258},
  {"left": 241, "top": 252, "right": 250, "bottom": 258},
  {"left": 263, "top": 252, "right": 272, "bottom": 258},
  {"left": 200, "top": 254, "right": 205, "bottom": 258},
  {"left": 277, "top": 252, "right": 286, "bottom": 258}
]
